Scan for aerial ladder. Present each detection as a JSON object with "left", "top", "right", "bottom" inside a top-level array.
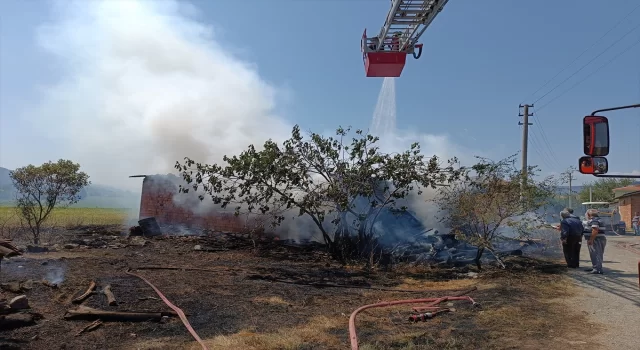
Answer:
[{"left": 361, "top": 0, "right": 449, "bottom": 77}]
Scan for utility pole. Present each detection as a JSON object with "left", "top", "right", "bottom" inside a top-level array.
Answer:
[
  {"left": 562, "top": 166, "right": 577, "bottom": 208},
  {"left": 519, "top": 104, "right": 534, "bottom": 201},
  {"left": 568, "top": 172, "right": 574, "bottom": 208}
]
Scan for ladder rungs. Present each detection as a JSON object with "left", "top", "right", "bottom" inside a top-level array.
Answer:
[{"left": 391, "top": 20, "right": 426, "bottom": 25}]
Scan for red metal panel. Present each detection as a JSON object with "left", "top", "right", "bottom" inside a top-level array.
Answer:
[{"left": 364, "top": 52, "right": 407, "bottom": 77}]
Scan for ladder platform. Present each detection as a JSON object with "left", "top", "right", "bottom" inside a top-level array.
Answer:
[
  {"left": 361, "top": 0, "right": 449, "bottom": 77},
  {"left": 364, "top": 52, "right": 407, "bottom": 77}
]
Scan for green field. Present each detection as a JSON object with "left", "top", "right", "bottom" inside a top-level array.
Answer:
[{"left": 0, "top": 207, "right": 132, "bottom": 228}]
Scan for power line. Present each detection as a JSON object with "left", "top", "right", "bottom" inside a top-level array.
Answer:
[
  {"left": 528, "top": 128, "right": 557, "bottom": 170},
  {"left": 536, "top": 34, "right": 640, "bottom": 112},
  {"left": 531, "top": 126, "right": 560, "bottom": 169},
  {"left": 521, "top": 3, "right": 640, "bottom": 104},
  {"left": 518, "top": 5, "right": 640, "bottom": 174},
  {"left": 531, "top": 108, "right": 561, "bottom": 168},
  {"left": 526, "top": 123, "right": 549, "bottom": 164},
  {"left": 533, "top": 20, "right": 640, "bottom": 106}
]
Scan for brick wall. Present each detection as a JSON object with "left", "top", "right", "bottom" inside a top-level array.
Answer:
[
  {"left": 618, "top": 193, "right": 640, "bottom": 230},
  {"left": 138, "top": 175, "right": 249, "bottom": 233}
]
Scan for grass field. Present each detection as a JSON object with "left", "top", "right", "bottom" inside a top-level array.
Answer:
[{"left": 0, "top": 206, "right": 132, "bottom": 229}]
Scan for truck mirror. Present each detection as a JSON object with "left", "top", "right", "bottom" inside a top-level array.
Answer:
[
  {"left": 579, "top": 156, "right": 608, "bottom": 175},
  {"left": 583, "top": 116, "right": 609, "bottom": 156}
]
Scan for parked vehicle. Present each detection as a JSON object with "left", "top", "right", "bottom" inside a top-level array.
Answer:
[{"left": 580, "top": 201, "right": 620, "bottom": 234}]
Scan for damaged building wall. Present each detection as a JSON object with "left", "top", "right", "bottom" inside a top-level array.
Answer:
[
  {"left": 137, "top": 174, "right": 249, "bottom": 233},
  {"left": 134, "top": 174, "right": 442, "bottom": 242}
]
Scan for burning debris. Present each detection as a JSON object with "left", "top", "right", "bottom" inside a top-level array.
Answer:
[
  {"left": 332, "top": 206, "right": 548, "bottom": 268},
  {"left": 389, "top": 231, "right": 535, "bottom": 267},
  {"left": 138, "top": 217, "right": 162, "bottom": 237},
  {"left": 128, "top": 174, "right": 550, "bottom": 269}
]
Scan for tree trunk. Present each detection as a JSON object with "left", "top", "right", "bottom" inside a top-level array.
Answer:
[
  {"left": 475, "top": 248, "right": 484, "bottom": 271},
  {"left": 33, "top": 223, "right": 40, "bottom": 245}
]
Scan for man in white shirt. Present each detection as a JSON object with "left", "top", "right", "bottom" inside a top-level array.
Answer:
[
  {"left": 632, "top": 212, "right": 639, "bottom": 236},
  {"left": 585, "top": 209, "right": 606, "bottom": 274}
]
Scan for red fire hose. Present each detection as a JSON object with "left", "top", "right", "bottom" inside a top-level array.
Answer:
[
  {"left": 126, "top": 271, "right": 209, "bottom": 350},
  {"left": 348, "top": 292, "right": 478, "bottom": 350}
]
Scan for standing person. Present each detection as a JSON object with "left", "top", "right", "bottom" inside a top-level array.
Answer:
[
  {"left": 585, "top": 209, "right": 607, "bottom": 274},
  {"left": 368, "top": 37, "right": 380, "bottom": 51},
  {"left": 632, "top": 212, "right": 640, "bottom": 236},
  {"left": 390, "top": 31, "right": 401, "bottom": 51},
  {"left": 560, "top": 210, "right": 584, "bottom": 268},
  {"left": 563, "top": 207, "right": 579, "bottom": 219}
]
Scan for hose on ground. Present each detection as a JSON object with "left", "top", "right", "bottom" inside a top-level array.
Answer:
[
  {"left": 349, "top": 286, "right": 478, "bottom": 350},
  {"left": 126, "top": 270, "right": 209, "bottom": 350}
]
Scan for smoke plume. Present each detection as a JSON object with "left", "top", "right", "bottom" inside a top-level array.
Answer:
[
  {"left": 29, "top": 0, "right": 291, "bottom": 191},
  {"left": 25, "top": 0, "right": 481, "bottom": 242}
]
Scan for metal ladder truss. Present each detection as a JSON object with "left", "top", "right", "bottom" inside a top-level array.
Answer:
[{"left": 363, "top": 0, "right": 449, "bottom": 53}]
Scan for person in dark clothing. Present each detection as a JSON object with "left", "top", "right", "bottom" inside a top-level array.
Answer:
[
  {"left": 563, "top": 207, "right": 578, "bottom": 218},
  {"left": 368, "top": 37, "right": 380, "bottom": 51},
  {"left": 560, "top": 210, "right": 584, "bottom": 268}
]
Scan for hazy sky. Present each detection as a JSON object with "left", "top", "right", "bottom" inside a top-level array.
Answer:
[{"left": 1, "top": 0, "right": 640, "bottom": 191}]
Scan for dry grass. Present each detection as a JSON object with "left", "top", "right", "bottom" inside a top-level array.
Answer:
[
  {"left": 353, "top": 271, "right": 597, "bottom": 350},
  {"left": 187, "top": 315, "right": 344, "bottom": 350},
  {"left": 0, "top": 206, "right": 129, "bottom": 242},
  {"left": 145, "top": 270, "right": 595, "bottom": 350},
  {"left": 394, "top": 277, "right": 476, "bottom": 291},
  {"left": 0, "top": 217, "right": 599, "bottom": 350},
  {"left": 472, "top": 272, "right": 601, "bottom": 350},
  {"left": 0, "top": 207, "right": 128, "bottom": 229},
  {"left": 132, "top": 316, "right": 345, "bottom": 350},
  {"left": 252, "top": 295, "right": 292, "bottom": 306}
]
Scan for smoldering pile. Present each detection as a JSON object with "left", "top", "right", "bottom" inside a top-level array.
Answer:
[
  {"left": 388, "top": 231, "right": 545, "bottom": 266},
  {"left": 350, "top": 207, "right": 549, "bottom": 267}
]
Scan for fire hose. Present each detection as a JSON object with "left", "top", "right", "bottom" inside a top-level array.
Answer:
[
  {"left": 348, "top": 287, "right": 478, "bottom": 350},
  {"left": 126, "top": 270, "right": 209, "bottom": 350},
  {"left": 408, "top": 308, "right": 451, "bottom": 322}
]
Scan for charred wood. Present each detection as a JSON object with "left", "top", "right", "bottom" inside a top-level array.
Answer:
[
  {"left": 72, "top": 281, "right": 96, "bottom": 304},
  {"left": 64, "top": 307, "right": 175, "bottom": 322},
  {"left": 102, "top": 285, "right": 117, "bottom": 306}
]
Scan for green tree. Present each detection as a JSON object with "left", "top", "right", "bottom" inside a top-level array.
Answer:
[
  {"left": 176, "top": 125, "right": 463, "bottom": 262},
  {"left": 435, "top": 155, "right": 556, "bottom": 270},
  {"left": 578, "top": 178, "right": 633, "bottom": 203},
  {"left": 10, "top": 160, "right": 90, "bottom": 244}
]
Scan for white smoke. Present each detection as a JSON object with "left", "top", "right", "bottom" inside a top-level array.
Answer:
[
  {"left": 366, "top": 77, "right": 479, "bottom": 234},
  {"left": 29, "top": 0, "right": 291, "bottom": 191},
  {"left": 22, "top": 0, "right": 483, "bottom": 241}
]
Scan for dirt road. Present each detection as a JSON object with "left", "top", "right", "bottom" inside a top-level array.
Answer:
[{"left": 566, "top": 235, "right": 640, "bottom": 350}]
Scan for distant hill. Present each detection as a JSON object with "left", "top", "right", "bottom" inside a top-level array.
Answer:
[
  {"left": 0, "top": 167, "right": 140, "bottom": 209},
  {"left": 0, "top": 167, "right": 11, "bottom": 187}
]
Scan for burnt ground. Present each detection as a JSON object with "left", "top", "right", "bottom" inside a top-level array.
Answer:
[{"left": 0, "top": 227, "right": 600, "bottom": 350}]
